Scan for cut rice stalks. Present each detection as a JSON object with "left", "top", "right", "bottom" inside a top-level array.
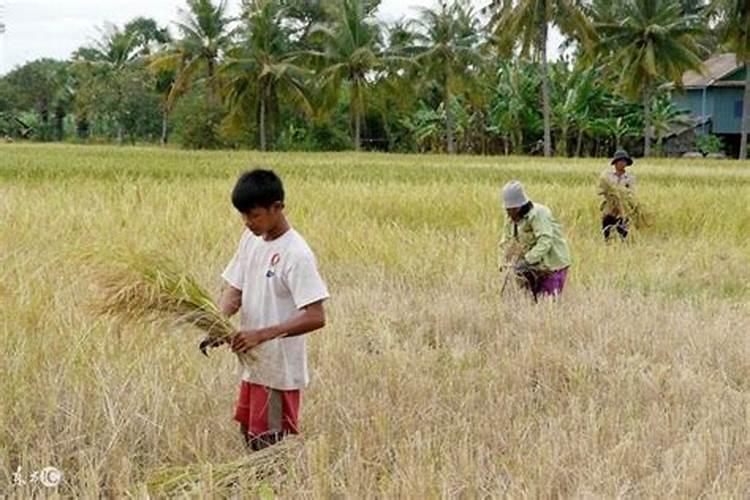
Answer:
[
  {"left": 499, "top": 240, "right": 525, "bottom": 296},
  {"left": 145, "top": 437, "right": 303, "bottom": 496},
  {"left": 598, "top": 176, "right": 653, "bottom": 230}
]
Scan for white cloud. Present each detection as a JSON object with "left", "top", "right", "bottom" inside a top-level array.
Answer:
[{"left": 0, "top": 0, "right": 217, "bottom": 73}]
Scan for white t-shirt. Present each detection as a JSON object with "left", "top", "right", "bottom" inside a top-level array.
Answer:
[{"left": 222, "top": 228, "right": 329, "bottom": 390}]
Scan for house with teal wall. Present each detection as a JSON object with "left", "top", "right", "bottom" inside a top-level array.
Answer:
[{"left": 673, "top": 53, "right": 747, "bottom": 157}]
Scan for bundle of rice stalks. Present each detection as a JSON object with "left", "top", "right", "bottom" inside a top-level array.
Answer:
[
  {"left": 84, "top": 247, "right": 252, "bottom": 360},
  {"left": 499, "top": 240, "right": 526, "bottom": 295},
  {"left": 502, "top": 240, "right": 525, "bottom": 267},
  {"left": 145, "top": 437, "right": 302, "bottom": 496},
  {"left": 598, "top": 176, "right": 652, "bottom": 229}
]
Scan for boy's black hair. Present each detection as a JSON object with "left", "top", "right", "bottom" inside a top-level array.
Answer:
[{"left": 231, "top": 169, "right": 285, "bottom": 212}]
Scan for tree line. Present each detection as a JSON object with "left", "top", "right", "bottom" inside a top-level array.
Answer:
[{"left": 0, "top": 0, "right": 748, "bottom": 158}]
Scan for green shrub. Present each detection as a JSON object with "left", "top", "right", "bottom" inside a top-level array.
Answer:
[{"left": 695, "top": 134, "right": 724, "bottom": 155}]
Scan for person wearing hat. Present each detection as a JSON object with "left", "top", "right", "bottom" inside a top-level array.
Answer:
[
  {"left": 499, "top": 180, "right": 572, "bottom": 300},
  {"left": 600, "top": 150, "right": 636, "bottom": 240}
]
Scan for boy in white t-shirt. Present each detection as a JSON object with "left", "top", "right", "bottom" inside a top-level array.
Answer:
[{"left": 210, "top": 169, "right": 329, "bottom": 451}]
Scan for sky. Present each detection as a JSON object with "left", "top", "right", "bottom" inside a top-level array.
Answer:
[{"left": 0, "top": 0, "right": 563, "bottom": 75}]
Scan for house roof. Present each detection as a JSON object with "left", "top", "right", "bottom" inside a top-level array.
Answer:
[{"left": 683, "top": 53, "right": 744, "bottom": 88}]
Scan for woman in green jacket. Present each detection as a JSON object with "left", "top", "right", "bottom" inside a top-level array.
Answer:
[{"left": 499, "top": 180, "right": 572, "bottom": 300}]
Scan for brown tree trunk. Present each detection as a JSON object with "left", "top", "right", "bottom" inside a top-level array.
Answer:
[
  {"left": 207, "top": 58, "right": 217, "bottom": 106},
  {"left": 352, "top": 83, "right": 361, "bottom": 151},
  {"left": 39, "top": 99, "right": 49, "bottom": 127},
  {"left": 76, "top": 115, "right": 90, "bottom": 139},
  {"left": 445, "top": 90, "right": 455, "bottom": 155},
  {"left": 516, "top": 129, "right": 524, "bottom": 155},
  {"left": 354, "top": 111, "right": 361, "bottom": 151},
  {"left": 160, "top": 108, "right": 169, "bottom": 146},
  {"left": 259, "top": 87, "right": 267, "bottom": 152},
  {"left": 643, "top": 85, "right": 652, "bottom": 157},
  {"left": 540, "top": 20, "right": 552, "bottom": 158},
  {"left": 54, "top": 105, "right": 65, "bottom": 141},
  {"left": 557, "top": 126, "right": 568, "bottom": 157},
  {"left": 575, "top": 128, "right": 584, "bottom": 157}
]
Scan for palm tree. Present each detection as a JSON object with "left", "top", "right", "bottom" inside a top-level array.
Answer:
[
  {"left": 308, "top": 0, "right": 383, "bottom": 151},
  {"left": 74, "top": 25, "right": 144, "bottom": 143},
  {"left": 489, "top": 0, "right": 594, "bottom": 157},
  {"left": 153, "top": 68, "right": 178, "bottom": 146},
  {"left": 411, "top": 0, "right": 483, "bottom": 155},
  {"left": 121, "top": 18, "right": 175, "bottom": 145},
  {"left": 593, "top": 0, "right": 706, "bottom": 157},
  {"left": 716, "top": 0, "right": 750, "bottom": 159},
  {"left": 370, "top": 21, "right": 421, "bottom": 151},
  {"left": 221, "top": 0, "right": 311, "bottom": 151},
  {"left": 74, "top": 24, "right": 141, "bottom": 71},
  {"left": 151, "top": 0, "right": 233, "bottom": 107},
  {"left": 77, "top": 19, "right": 173, "bottom": 144}
]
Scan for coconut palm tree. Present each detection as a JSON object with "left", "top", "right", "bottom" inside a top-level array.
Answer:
[
  {"left": 488, "top": 0, "right": 594, "bottom": 157},
  {"left": 73, "top": 25, "right": 144, "bottom": 143},
  {"left": 370, "top": 21, "right": 421, "bottom": 151},
  {"left": 593, "top": 0, "right": 706, "bottom": 156},
  {"left": 221, "top": 0, "right": 311, "bottom": 151},
  {"left": 411, "top": 0, "right": 483, "bottom": 155},
  {"left": 76, "top": 19, "right": 173, "bottom": 144},
  {"left": 151, "top": 0, "right": 233, "bottom": 107},
  {"left": 308, "top": 0, "right": 384, "bottom": 151}
]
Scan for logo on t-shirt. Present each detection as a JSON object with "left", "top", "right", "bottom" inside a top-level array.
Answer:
[{"left": 266, "top": 253, "right": 281, "bottom": 278}]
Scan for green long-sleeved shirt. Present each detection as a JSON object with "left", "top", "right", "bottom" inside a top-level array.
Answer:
[{"left": 500, "top": 203, "right": 572, "bottom": 272}]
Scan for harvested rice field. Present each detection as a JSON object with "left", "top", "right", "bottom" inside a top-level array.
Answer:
[{"left": 1, "top": 143, "right": 749, "bottom": 497}]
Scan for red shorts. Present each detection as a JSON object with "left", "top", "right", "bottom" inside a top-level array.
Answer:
[{"left": 234, "top": 381, "right": 301, "bottom": 437}]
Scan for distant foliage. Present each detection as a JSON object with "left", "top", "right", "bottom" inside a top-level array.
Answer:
[
  {"left": 0, "top": 0, "right": 742, "bottom": 157},
  {"left": 171, "top": 90, "right": 227, "bottom": 149}
]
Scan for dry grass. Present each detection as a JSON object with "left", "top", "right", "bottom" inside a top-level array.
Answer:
[
  {"left": 146, "top": 436, "right": 304, "bottom": 496},
  {"left": 0, "top": 144, "right": 749, "bottom": 497}
]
